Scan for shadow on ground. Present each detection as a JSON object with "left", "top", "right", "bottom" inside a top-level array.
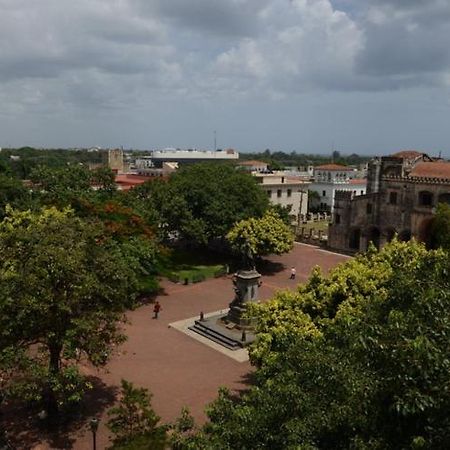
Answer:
[
  {"left": 1, "top": 376, "right": 118, "bottom": 449},
  {"left": 257, "top": 259, "right": 285, "bottom": 276}
]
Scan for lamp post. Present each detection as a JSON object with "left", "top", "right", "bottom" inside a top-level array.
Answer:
[{"left": 89, "top": 418, "right": 99, "bottom": 450}]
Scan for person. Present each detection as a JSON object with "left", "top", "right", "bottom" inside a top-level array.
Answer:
[
  {"left": 290, "top": 267, "right": 296, "bottom": 280},
  {"left": 153, "top": 301, "right": 161, "bottom": 319}
]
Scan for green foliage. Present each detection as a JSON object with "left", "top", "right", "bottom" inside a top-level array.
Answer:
[
  {"left": 430, "top": 202, "right": 450, "bottom": 250},
  {"left": 107, "top": 380, "right": 166, "bottom": 449},
  {"left": 0, "top": 174, "right": 32, "bottom": 218},
  {"left": 227, "top": 210, "right": 294, "bottom": 264},
  {"left": 0, "top": 207, "right": 140, "bottom": 418},
  {"left": 131, "top": 163, "right": 269, "bottom": 245},
  {"left": 193, "top": 240, "right": 450, "bottom": 449}
]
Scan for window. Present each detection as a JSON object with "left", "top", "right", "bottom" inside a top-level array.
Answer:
[
  {"left": 366, "top": 203, "right": 373, "bottom": 214},
  {"left": 287, "top": 189, "right": 292, "bottom": 197},
  {"left": 335, "top": 214, "right": 341, "bottom": 224},
  {"left": 360, "top": 190, "right": 364, "bottom": 195},
  {"left": 322, "top": 190, "right": 326, "bottom": 197},
  {"left": 267, "top": 190, "right": 272, "bottom": 197},
  {"left": 277, "top": 189, "right": 282, "bottom": 198},
  {"left": 418, "top": 191, "right": 433, "bottom": 206},
  {"left": 281, "top": 177, "right": 285, "bottom": 183},
  {"left": 389, "top": 192, "right": 398, "bottom": 205}
]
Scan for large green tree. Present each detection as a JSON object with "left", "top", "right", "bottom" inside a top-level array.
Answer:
[
  {"left": 183, "top": 241, "right": 450, "bottom": 449},
  {"left": 160, "top": 163, "right": 269, "bottom": 245},
  {"left": 0, "top": 207, "right": 140, "bottom": 421}
]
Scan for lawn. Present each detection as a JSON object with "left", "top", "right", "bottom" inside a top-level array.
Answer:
[{"left": 159, "top": 248, "right": 228, "bottom": 283}]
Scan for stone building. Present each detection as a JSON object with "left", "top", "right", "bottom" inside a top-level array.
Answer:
[
  {"left": 102, "top": 148, "right": 124, "bottom": 173},
  {"left": 328, "top": 151, "right": 450, "bottom": 253}
]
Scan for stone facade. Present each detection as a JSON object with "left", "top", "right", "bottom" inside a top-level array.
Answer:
[{"left": 328, "top": 151, "right": 450, "bottom": 252}]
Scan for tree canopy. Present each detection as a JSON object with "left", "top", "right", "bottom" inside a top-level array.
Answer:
[
  {"left": 0, "top": 207, "right": 141, "bottom": 420},
  {"left": 129, "top": 163, "right": 270, "bottom": 245},
  {"left": 182, "top": 240, "right": 450, "bottom": 449},
  {"left": 227, "top": 210, "right": 294, "bottom": 267}
]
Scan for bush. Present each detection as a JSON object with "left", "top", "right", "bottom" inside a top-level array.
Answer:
[
  {"left": 191, "top": 273, "right": 206, "bottom": 283},
  {"left": 214, "top": 266, "right": 227, "bottom": 278},
  {"left": 168, "top": 273, "right": 180, "bottom": 283}
]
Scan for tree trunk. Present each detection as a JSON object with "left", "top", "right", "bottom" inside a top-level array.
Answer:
[{"left": 45, "top": 342, "right": 62, "bottom": 425}]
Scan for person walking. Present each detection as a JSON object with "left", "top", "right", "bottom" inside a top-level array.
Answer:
[
  {"left": 290, "top": 267, "right": 296, "bottom": 280},
  {"left": 153, "top": 301, "right": 161, "bottom": 319}
]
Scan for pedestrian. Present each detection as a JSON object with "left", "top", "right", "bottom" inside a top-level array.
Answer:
[
  {"left": 153, "top": 301, "right": 161, "bottom": 319},
  {"left": 290, "top": 267, "right": 296, "bottom": 280}
]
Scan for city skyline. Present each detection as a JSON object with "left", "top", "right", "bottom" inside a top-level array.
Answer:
[{"left": 1, "top": 0, "right": 449, "bottom": 157}]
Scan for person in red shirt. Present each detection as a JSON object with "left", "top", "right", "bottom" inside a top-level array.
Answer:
[{"left": 153, "top": 301, "right": 161, "bottom": 319}]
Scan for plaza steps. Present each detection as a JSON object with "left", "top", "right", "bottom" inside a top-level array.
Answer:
[{"left": 188, "top": 320, "right": 243, "bottom": 350}]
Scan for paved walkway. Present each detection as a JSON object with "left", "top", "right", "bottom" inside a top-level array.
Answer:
[{"left": 29, "top": 243, "right": 349, "bottom": 449}]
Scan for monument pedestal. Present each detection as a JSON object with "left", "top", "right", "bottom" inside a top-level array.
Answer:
[{"left": 189, "top": 269, "right": 261, "bottom": 350}]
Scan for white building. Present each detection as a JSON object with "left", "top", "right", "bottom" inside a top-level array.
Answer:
[
  {"left": 253, "top": 172, "right": 310, "bottom": 222},
  {"left": 135, "top": 148, "right": 239, "bottom": 168},
  {"left": 310, "top": 164, "right": 366, "bottom": 212}
]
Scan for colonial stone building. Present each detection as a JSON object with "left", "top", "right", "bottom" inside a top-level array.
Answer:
[{"left": 328, "top": 151, "right": 450, "bottom": 253}]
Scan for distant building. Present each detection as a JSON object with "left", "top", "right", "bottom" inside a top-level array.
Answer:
[
  {"left": 102, "top": 148, "right": 124, "bottom": 173},
  {"left": 309, "top": 164, "right": 366, "bottom": 212},
  {"left": 135, "top": 148, "right": 239, "bottom": 168},
  {"left": 136, "top": 162, "right": 178, "bottom": 178},
  {"left": 328, "top": 151, "right": 450, "bottom": 253},
  {"left": 253, "top": 172, "right": 310, "bottom": 222},
  {"left": 238, "top": 160, "right": 269, "bottom": 172}
]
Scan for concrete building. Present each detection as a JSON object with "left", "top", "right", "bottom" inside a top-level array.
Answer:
[
  {"left": 328, "top": 151, "right": 450, "bottom": 253},
  {"left": 310, "top": 164, "right": 366, "bottom": 212},
  {"left": 135, "top": 148, "right": 239, "bottom": 168},
  {"left": 253, "top": 172, "right": 310, "bottom": 222}
]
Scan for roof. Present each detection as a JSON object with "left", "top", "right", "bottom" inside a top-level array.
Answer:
[
  {"left": 409, "top": 162, "right": 450, "bottom": 180},
  {"left": 315, "top": 164, "right": 352, "bottom": 171},
  {"left": 391, "top": 150, "right": 424, "bottom": 159},
  {"left": 349, "top": 178, "right": 367, "bottom": 185},
  {"left": 239, "top": 160, "right": 268, "bottom": 166}
]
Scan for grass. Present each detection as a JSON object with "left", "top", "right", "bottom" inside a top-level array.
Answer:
[
  {"left": 159, "top": 248, "right": 228, "bottom": 283},
  {"left": 298, "top": 220, "right": 330, "bottom": 233}
]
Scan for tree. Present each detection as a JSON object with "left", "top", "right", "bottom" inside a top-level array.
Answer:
[
  {"left": 226, "top": 210, "right": 294, "bottom": 268},
  {"left": 0, "top": 174, "right": 31, "bottom": 218},
  {"left": 429, "top": 202, "right": 450, "bottom": 250},
  {"left": 167, "top": 163, "right": 269, "bottom": 245},
  {"left": 0, "top": 207, "right": 140, "bottom": 422},
  {"left": 191, "top": 240, "right": 450, "bottom": 448},
  {"left": 107, "top": 380, "right": 167, "bottom": 449}
]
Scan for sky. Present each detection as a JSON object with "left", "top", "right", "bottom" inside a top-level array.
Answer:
[{"left": 0, "top": 0, "right": 449, "bottom": 157}]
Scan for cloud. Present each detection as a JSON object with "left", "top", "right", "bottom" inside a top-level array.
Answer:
[{"left": 0, "top": 0, "right": 449, "bottom": 124}]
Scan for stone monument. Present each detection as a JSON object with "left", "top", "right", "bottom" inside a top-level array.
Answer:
[{"left": 188, "top": 268, "right": 261, "bottom": 350}]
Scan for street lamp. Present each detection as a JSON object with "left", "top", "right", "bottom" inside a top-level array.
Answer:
[{"left": 89, "top": 418, "right": 99, "bottom": 450}]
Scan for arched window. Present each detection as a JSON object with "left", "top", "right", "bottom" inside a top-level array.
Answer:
[
  {"left": 367, "top": 227, "right": 380, "bottom": 250},
  {"left": 385, "top": 228, "right": 396, "bottom": 242},
  {"left": 399, "top": 230, "right": 411, "bottom": 242},
  {"left": 349, "top": 229, "right": 361, "bottom": 250},
  {"left": 418, "top": 191, "right": 433, "bottom": 207}
]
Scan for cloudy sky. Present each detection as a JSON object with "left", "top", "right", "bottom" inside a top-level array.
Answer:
[{"left": 1, "top": 0, "right": 449, "bottom": 156}]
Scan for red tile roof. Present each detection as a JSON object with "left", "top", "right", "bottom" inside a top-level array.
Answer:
[
  {"left": 391, "top": 150, "right": 424, "bottom": 159},
  {"left": 349, "top": 178, "right": 367, "bottom": 185},
  {"left": 315, "top": 164, "right": 352, "bottom": 171},
  {"left": 409, "top": 162, "right": 450, "bottom": 180}
]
